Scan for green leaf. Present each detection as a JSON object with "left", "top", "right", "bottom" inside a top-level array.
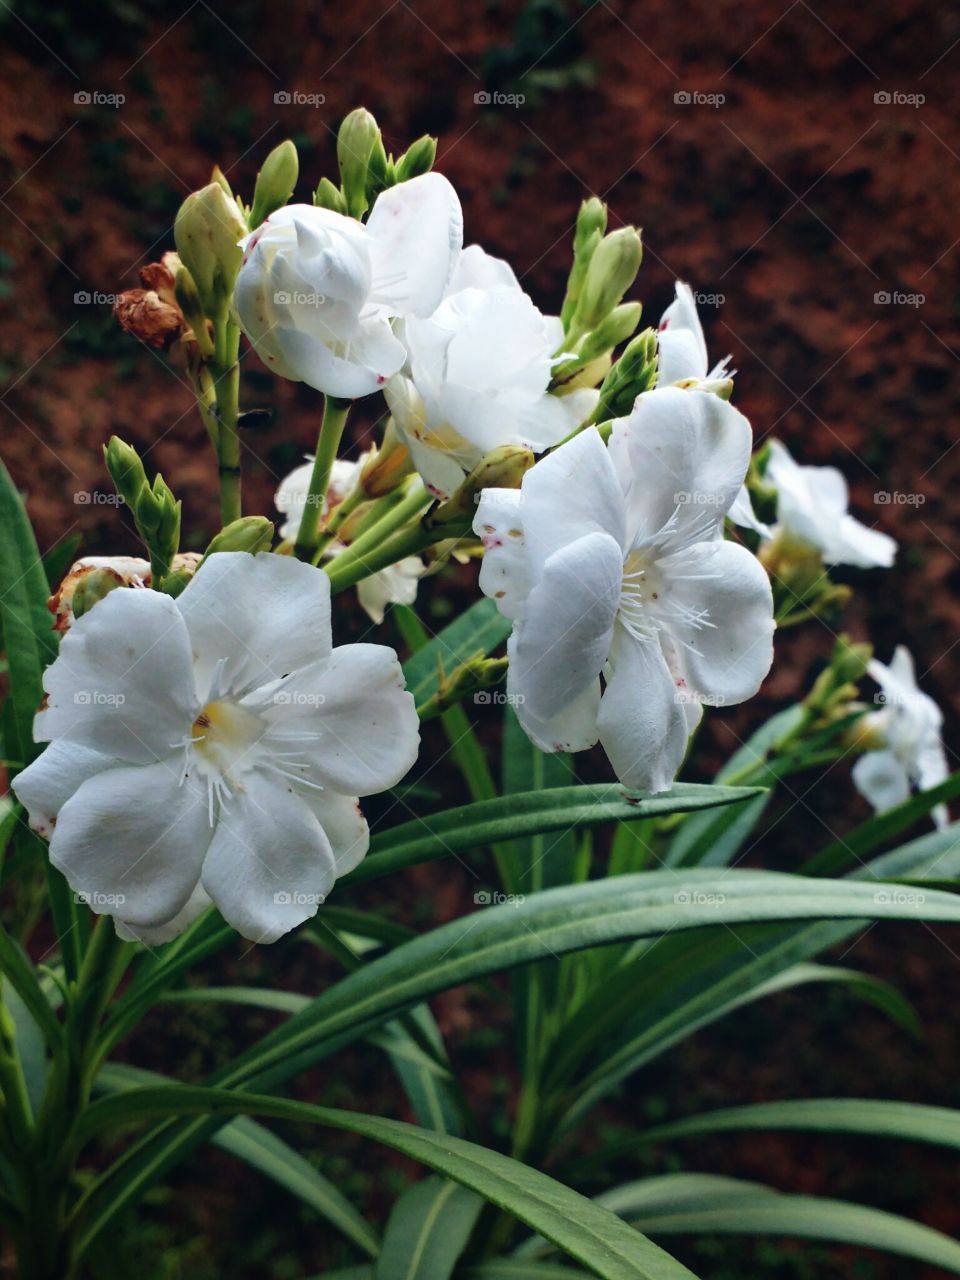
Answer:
[
  {"left": 0, "top": 921, "right": 62, "bottom": 1051},
  {"left": 70, "top": 870, "right": 960, "bottom": 1250},
  {"left": 75, "top": 1089, "right": 699, "bottom": 1280},
  {"left": 464, "top": 1266, "right": 593, "bottom": 1279},
  {"left": 95, "top": 1063, "right": 379, "bottom": 1257},
  {"left": 343, "top": 786, "right": 766, "bottom": 887},
  {"left": 400, "top": 598, "right": 511, "bottom": 707},
  {"left": 640, "top": 1097, "right": 960, "bottom": 1151},
  {"left": 591, "top": 1174, "right": 960, "bottom": 1274},
  {"left": 807, "top": 772, "right": 960, "bottom": 876},
  {"left": 376, "top": 1176, "right": 482, "bottom": 1280},
  {"left": 0, "top": 458, "right": 58, "bottom": 769}
]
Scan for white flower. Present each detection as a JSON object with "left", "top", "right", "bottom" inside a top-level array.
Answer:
[
  {"left": 657, "top": 280, "right": 732, "bottom": 388},
  {"left": 473, "top": 387, "right": 775, "bottom": 792},
  {"left": 853, "top": 646, "right": 949, "bottom": 827},
  {"left": 764, "top": 439, "right": 897, "bottom": 568},
  {"left": 275, "top": 454, "right": 425, "bottom": 624},
  {"left": 235, "top": 174, "right": 463, "bottom": 401},
  {"left": 656, "top": 281, "right": 770, "bottom": 539},
  {"left": 385, "top": 245, "right": 593, "bottom": 500},
  {"left": 13, "top": 552, "right": 420, "bottom": 943}
]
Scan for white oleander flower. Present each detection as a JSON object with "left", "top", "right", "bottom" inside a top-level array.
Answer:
[
  {"left": 657, "top": 280, "right": 733, "bottom": 389},
  {"left": 853, "top": 646, "right": 949, "bottom": 827},
  {"left": 657, "top": 280, "right": 770, "bottom": 539},
  {"left": 13, "top": 552, "right": 420, "bottom": 943},
  {"left": 235, "top": 173, "right": 463, "bottom": 400},
  {"left": 385, "top": 245, "right": 594, "bottom": 500},
  {"left": 763, "top": 439, "right": 897, "bottom": 569},
  {"left": 473, "top": 387, "right": 775, "bottom": 792},
  {"left": 275, "top": 454, "right": 424, "bottom": 624}
]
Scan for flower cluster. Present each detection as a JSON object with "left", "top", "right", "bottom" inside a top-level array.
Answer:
[{"left": 15, "top": 110, "right": 946, "bottom": 950}]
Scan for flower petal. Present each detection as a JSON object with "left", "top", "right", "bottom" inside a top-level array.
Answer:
[
  {"left": 448, "top": 243, "right": 520, "bottom": 294},
  {"left": 609, "top": 386, "right": 752, "bottom": 548},
  {"left": 852, "top": 750, "right": 911, "bottom": 815},
  {"left": 510, "top": 531, "right": 622, "bottom": 723},
  {"left": 356, "top": 557, "right": 423, "bottom": 625},
  {"left": 728, "top": 484, "right": 772, "bottom": 538},
  {"left": 177, "top": 552, "right": 332, "bottom": 699},
  {"left": 114, "top": 883, "right": 213, "bottom": 946},
  {"left": 262, "top": 644, "right": 419, "bottom": 796},
  {"left": 661, "top": 539, "right": 775, "bottom": 706},
  {"left": 201, "top": 772, "right": 337, "bottom": 943},
  {"left": 520, "top": 427, "right": 627, "bottom": 578},
  {"left": 367, "top": 173, "right": 464, "bottom": 317},
  {"left": 37, "top": 588, "right": 196, "bottom": 764},
  {"left": 513, "top": 659, "right": 601, "bottom": 754},
  {"left": 597, "top": 629, "right": 690, "bottom": 794},
  {"left": 302, "top": 789, "right": 370, "bottom": 877},
  {"left": 50, "top": 759, "right": 211, "bottom": 928},
  {"left": 12, "top": 741, "right": 116, "bottom": 839},
  {"left": 264, "top": 317, "right": 407, "bottom": 400},
  {"left": 657, "top": 281, "right": 708, "bottom": 383},
  {"left": 474, "top": 488, "right": 533, "bottom": 621}
]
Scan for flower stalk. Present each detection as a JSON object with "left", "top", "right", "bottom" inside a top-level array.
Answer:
[{"left": 294, "top": 397, "right": 351, "bottom": 559}]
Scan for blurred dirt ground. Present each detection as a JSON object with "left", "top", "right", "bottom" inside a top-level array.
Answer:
[{"left": 1, "top": 1, "right": 959, "bottom": 1276}]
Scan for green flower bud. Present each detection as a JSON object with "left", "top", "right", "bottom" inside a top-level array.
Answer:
[
  {"left": 314, "top": 177, "right": 347, "bottom": 214},
  {"left": 173, "top": 264, "right": 214, "bottom": 357},
  {"left": 174, "top": 183, "right": 247, "bottom": 317},
  {"left": 560, "top": 198, "right": 608, "bottom": 331},
  {"left": 573, "top": 226, "right": 642, "bottom": 336},
  {"left": 103, "top": 436, "right": 148, "bottom": 509},
  {"left": 578, "top": 301, "right": 643, "bottom": 362},
  {"left": 71, "top": 568, "right": 125, "bottom": 621},
  {"left": 394, "top": 134, "right": 437, "bottom": 182},
  {"left": 337, "top": 107, "right": 382, "bottom": 218},
  {"left": 427, "top": 445, "right": 535, "bottom": 532},
  {"left": 202, "top": 516, "right": 274, "bottom": 560},
  {"left": 593, "top": 327, "right": 659, "bottom": 422},
  {"left": 249, "top": 140, "right": 299, "bottom": 230},
  {"left": 210, "top": 165, "right": 233, "bottom": 198},
  {"left": 417, "top": 654, "right": 510, "bottom": 721}
]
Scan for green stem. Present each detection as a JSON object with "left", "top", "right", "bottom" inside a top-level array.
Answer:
[
  {"left": 326, "top": 488, "right": 440, "bottom": 592},
  {"left": 212, "top": 314, "right": 242, "bottom": 528},
  {"left": 294, "top": 397, "right": 351, "bottom": 559}
]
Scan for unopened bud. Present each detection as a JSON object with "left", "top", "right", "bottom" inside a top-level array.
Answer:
[
  {"left": 314, "top": 177, "right": 347, "bottom": 214},
  {"left": 395, "top": 135, "right": 436, "bottom": 182},
  {"left": 337, "top": 108, "right": 382, "bottom": 218},
  {"left": 202, "top": 516, "right": 274, "bottom": 560},
  {"left": 578, "top": 301, "right": 643, "bottom": 362},
  {"left": 210, "top": 165, "right": 233, "bottom": 198},
  {"left": 249, "top": 140, "right": 299, "bottom": 229},
  {"left": 417, "top": 654, "right": 510, "bottom": 720},
  {"left": 427, "top": 445, "right": 534, "bottom": 532},
  {"left": 560, "top": 198, "right": 608, "bottom": 332},
  {"left": 573, "top": 227, "right": 642, "bottom": 335},
  {"left": 104, "top": 437, "right": 148, "bottom": 509},
  {"left": 174, "top": 183, "right": 247, "bottom": 316},
  {"left": 360, "top": 422, "right": 414, "bottom": 497},
  {"left": 173, "top": 264, "right": 214, "bottom": 357},
  {"left": 593, "top": 328, "right": 659, "bottom": 422}
]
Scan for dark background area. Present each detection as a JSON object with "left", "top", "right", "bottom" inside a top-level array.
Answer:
[{"left": 0, "top": 1, "right": 958, "bottom": 1276}]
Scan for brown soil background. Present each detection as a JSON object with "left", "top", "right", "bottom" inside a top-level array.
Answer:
[{"left": 1, "top": 1, "right": 959, "bottom": 1276}]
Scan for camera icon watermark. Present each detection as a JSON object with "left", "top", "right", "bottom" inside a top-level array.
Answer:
[
  {"left": 74, "top": 290, "right": 121, "bottom": 306},
  {"left": 473, "top": 690, "right": 525, "bottom": 706},
  {"left": 274, "top": 90, "right": 326, "bottom": 107},
  {"left": 874, "top": 290, "right": 925, "bottom": 308},
  {"left": 874, "top": 887, "right": 925, "bottom": 908},
  {"left": 474, "top": 889, "right": 526, "bottom": 907},
  {"left": 873, "top": 490, "right": 925, "bottom": 506},
  {"left": 74, "top": 690, "right": 126, "bottom": 706},
  {"left": 473, "top": 90, "right": 525, "bottom": 107},
  {"left": 273, "top": 890, "right": 326, "bottom": 906},
  {"left": 74, "top": 491, "right": 125, "bottom": 506},
  {"left": 273, "top": 690, "right": 326, "bottom": 707},
  {"left": 74, "top": 90, "right": 125, "bottom": 108},
  {"left": 673, "top": 888, "right": 726, "bottom": 907},
  {"left": 274, "top": 290, "right": 326, "bottom": 307},
  {"left": 674, "top": 89, "right": 725, "bottom": 108},
  {"left": 74, "top": 889, "right": 127, "bottom": 907},
  {"left": 874, "top": 90, "right": 924, "bottom": 107}
]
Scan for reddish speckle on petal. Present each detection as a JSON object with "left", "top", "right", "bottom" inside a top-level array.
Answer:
[
  {"left": 376, "top": 374, "right": 386, "bottom": 385},
  {"left": 658, "top": 318, "right": 669, "bottom": 331}
]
